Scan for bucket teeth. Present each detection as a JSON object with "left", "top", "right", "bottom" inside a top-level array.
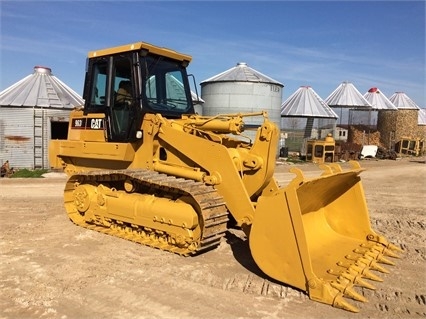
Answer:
[
  {"left": 330, "top": 282, "right": 367, "bottom": 303},
  {"left": 323, "top": 237, "right": 403, "bottom": 313},
  {"left": 358, "top": 268, "right": 383, "bottom": 282},
  {"left": 382, "top": 248, "right": 400, "bottom": 259},
  {"left": 388, "top": 242, "right": 403, "bottom": 252},
  {"left": 345, "top": 255, "right": 390, "bottom": 273},
  {"left": 345, "top": 286, "right": 368, "bottom": 303},
  {"left": 337, "top": 262, "right": 384, "bottom": 282},
  {"left": 354, "top": 248, "right": 376, "bottom": 257},
  {"left": 332, "top": 295, "right": 360, "bottom": 313},
  {"left": 354, "top": 277, "right": 376, "bottom": 291},
  {"left": 364, "top": 237, "right": 403, "bottom": 253},
  {"left": 341, "top": 272, "right": 377, "bottom": 290},
  {"left": 375, "top": 254, "right": 396, "bottom": 266},
  {"left": 361, "top": 242, "right": 401, "bottom": 259},
  {"left": 367, "top": 260, "right": 389, "bottom": 274},
  {"left": 354, "top": 248, "right": 396, "bottom": 266}
]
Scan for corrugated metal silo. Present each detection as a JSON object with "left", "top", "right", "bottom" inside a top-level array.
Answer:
[
  {"left": 0, "top": 66, "right": 84, "bottom": 169},
  {"left": 200, "top": 62, "right": 283, "bottom": 145}
]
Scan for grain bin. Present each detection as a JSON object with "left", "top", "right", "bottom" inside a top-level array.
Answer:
[
  {"left": 0, "top": 66, "right": 84, "bottom": 169},
  {"left": 200, "top": 62, "right": 283, "bottom": 149}
]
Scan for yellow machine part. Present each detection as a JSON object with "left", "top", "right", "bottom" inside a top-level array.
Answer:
[
  {"left": 250, "top": 161, "right": 401, "bottom": 312},
  {"left": 305, "top": 134, "right": 335, "bottom": 164},
  {"left": 47, "top": 39, "right": 403, "bottom": 313},
  {"left": 62, "top": 170, "right": 229, "bottom": 256}
]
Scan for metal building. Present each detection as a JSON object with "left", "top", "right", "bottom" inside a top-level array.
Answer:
[
  {"left": 364, "top": 88, "right": 398, "bottom": 110},
  {"left": 388, "top": 92, "right": 421, "bottom": 110},
  {"left": 359, "top": 87, "right": 398, "bottom": 130},
  {"left": 281, "top": 86, "right": 338, "bottom": 119},
  {"left": 281, "top": 86, "right": 338, "bottom": 151},
  {"left": 200, "top": 62, "right": 283, "bottom": 144},
  {"left": 0, "top": 66, "right": 84, "bottom": 169},
  {"left": 325, "top": 81, "right": 372, "bottom": 126}
]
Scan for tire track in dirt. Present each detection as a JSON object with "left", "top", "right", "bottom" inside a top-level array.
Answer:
[
  {"left": 167, "top": 203, "right": 425, "bottom": 317},
  {"left": 1, "top": 160, "right": 424, "bottom": 319}
]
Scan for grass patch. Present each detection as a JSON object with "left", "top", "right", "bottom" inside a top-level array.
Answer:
[{"left": 10, "top": 169, "right": 49, "bottom": 178}]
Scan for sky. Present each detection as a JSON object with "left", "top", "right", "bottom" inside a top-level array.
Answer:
[{"left": 1, "top": 1, "right": 425, "bottom": 107}]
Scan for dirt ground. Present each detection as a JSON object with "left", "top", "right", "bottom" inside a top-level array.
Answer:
[{"left": 1, "top": 158, "right": 425, "bottom": 319}]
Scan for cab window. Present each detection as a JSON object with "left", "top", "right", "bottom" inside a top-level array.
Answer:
[
  {"left": 143, "top": 55, "right": 192, "bottom": 114},
  {"left": 112, "top": 57, "right": 134, "bottom": 108},
  {"left": 87, "top": 59, "right": 108, "bottom": 109}
]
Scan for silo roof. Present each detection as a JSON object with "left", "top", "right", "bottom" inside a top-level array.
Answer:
[
  {"left": 363, "top": 87, "right": 398, "bottom": 110},
  {"left": 325, "top": 81, "right": 372, "bottom": 108},
  {"left": 0, "top": 66, "right": 84, "bottom": 109},
  {"left": 200, "top": 62, "right": 283, "bottom": 86},
  {"left": 281, "top": 86, "right": 338, "bottom": 119},
  {"left": 388, "top": 92, "right": 421, "bottom": 110},
  {"left": 418, "top": 109, "right": 426, "bottom": 125}
]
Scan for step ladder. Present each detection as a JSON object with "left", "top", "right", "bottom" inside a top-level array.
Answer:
[
  {"left": 33, "top": 107, "right": 45, "bottom": 169},
  {"left": 303, "top": 117, "right": 315, "bottom": 138}
]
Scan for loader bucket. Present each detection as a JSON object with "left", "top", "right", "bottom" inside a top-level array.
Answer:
[{"left": 250, "top": 161, "right": 401, "bottom": 312}]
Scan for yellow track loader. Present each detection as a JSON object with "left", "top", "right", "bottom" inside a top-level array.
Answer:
[{"left": 49, "top": 41, "right": 401, "bottom": 312}]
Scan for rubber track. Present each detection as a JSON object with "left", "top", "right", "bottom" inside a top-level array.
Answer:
[{"left": 65, "top": 169, "right": 229, "bottom": 256}]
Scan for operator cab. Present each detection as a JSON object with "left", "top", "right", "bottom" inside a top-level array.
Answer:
[{"left": 83, "top": 42, "right": 195, "bottom": 142}]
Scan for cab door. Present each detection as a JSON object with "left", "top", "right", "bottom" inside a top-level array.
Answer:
[{"left": 84, "top": 53, "right": 141, "bottom": 142}]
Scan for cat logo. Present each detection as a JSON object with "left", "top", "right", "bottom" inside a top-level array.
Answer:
[{"left": 90, "top": 118, "right": 103, "bottom": 129}]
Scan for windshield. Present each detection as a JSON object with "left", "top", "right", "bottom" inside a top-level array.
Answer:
[{"left": 142, "top": 55, "right": 193, "bottom": 115}]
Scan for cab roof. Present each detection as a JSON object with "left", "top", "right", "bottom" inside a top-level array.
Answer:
[{"left": 88, "top": 42, "right": 192, "bottom": 63}]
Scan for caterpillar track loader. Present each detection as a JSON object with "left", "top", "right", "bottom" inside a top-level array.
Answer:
[{"left": 49, "top": 42, "right": 401, "bottom": 312}]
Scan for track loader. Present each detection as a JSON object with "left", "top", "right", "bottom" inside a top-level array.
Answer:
[{"left": 49, "top": 41, "right": 401, "bottom": 312}]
